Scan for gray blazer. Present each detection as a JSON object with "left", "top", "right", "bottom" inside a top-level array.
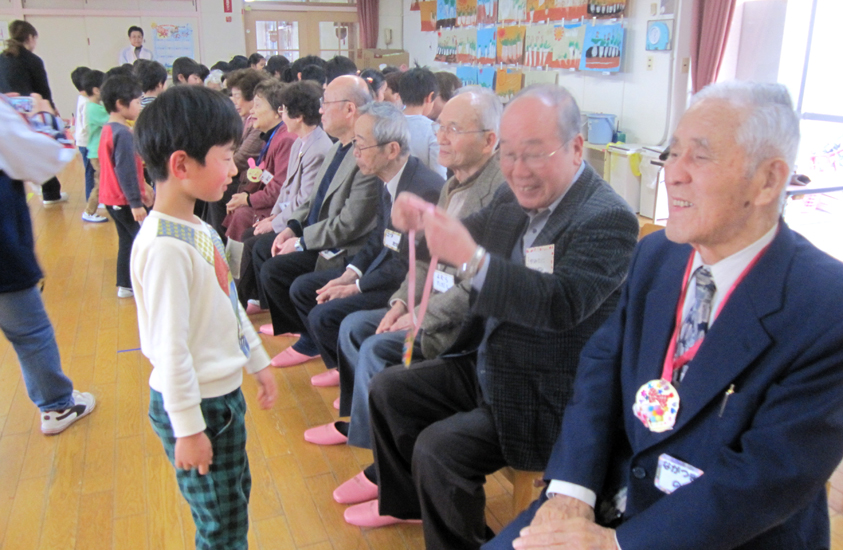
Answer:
[
  {"left": 391, "top": 155, "right": 505, "bottom": 358},
  {"left": 270, "top": 126, "right": 333, "bottom": 232},
  {"left": 289, "top": 140, "right": 380, "bottom": 270}
]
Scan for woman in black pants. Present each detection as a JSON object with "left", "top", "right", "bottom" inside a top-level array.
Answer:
[{"left": 0, "top": 20, "right": 66, "bottom": 204}]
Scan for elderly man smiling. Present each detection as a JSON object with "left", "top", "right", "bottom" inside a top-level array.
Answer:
[{"left": 487, "top": 81, "right": 843, "bottom": 550}]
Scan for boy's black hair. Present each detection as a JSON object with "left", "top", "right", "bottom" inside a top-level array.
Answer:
[
  {"left": 106, "top": 65, "right": 134, "bottom": 80},
  {"left": 210, "top": 60, "right": 231, "bottom": 73},
  {"left": 225, "top": 68, "right": 270, "bottom": 101},
  {"left": 290, "top": 55, "right": 326, "bottom": 79},
  {"left": 71, "top": 66, "right": 91, "bottom": 92},
  {"left": 229, "top": 55, "right": 249, "bottom": 70},
  {"left": 128, "top": 25, "right": 143, "bottom": 37},
  {"left": 134, "top": 59, "right": 168, "bottom": 93},
  {"left": 198, "top": 64, "right": 210, "bottom": 82},
  {"left": 300, "top": 64, "right": 326, "bottom": 86},
  {"left": 385, "top": 71, "right": 402, "bottom": 95},
  {"left": 172, "top": 57, "right": 202, "bottom": 83},
  {"left": 280, "top": 80, "right": 322, "bottom": 127},
  {"left": 381, "top": 65, "right": 400, "bottom": 75},
  {"left": 135, "top": 86, "right": 243, "bottom": 184},
  {"left": 399, "top": 67, "right": 438, "bottom": 106},
  {"left": 265, "top": 55, "right": 289, "bottom": 78},
  {"left": 82, "top": 69, "right": 106, "bottom": 96},
  {"left": 248, "top": 52, "right": 265, "bottom": 67},
  {"left": 101, "top": 74, "right": 142, "bottom": 113},
  {"left": 435, "top": 71, "right": 462, "bottom": 102},
  {"left": 324, "top": 55, "right": 357, "bottom": 83},
  {"left": 359, "top": 68, "right": 385, "bottom": 97}
]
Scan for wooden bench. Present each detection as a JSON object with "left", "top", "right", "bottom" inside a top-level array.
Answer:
[{"left": 500, "top": 467, "right": 545, "bottom": 514}]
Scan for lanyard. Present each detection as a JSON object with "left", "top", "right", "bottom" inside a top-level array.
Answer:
[
  {"left": 256, "top": 124, "right": 282, "bottom": 166},
  {"left": 660, "top": 239, "right": 774, "bottom": 381},
  {"left": 402, "top": 228, "right": 438, "bottom": 367}
]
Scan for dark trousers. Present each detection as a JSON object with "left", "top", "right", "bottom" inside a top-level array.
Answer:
[
  {"left": 237, "top": 228, "right": 276, "bottom": 308},
  {"left": 106, "top": 205, "right": 141, "bottom": 288},
  {"left": 370, "top": 357, "right": 507, "bottom": 550},
  {"left": 258, "top": 250, "right": 319, "bottom": 335},
  {"left": 78, "top": 146, "right": 95, "bottom": 200},
  {"left": 289, "top": 269, "right": 392, "bottom": 365},
  {"left": 41, "top": 176, "right": 62, "bottom": 201}
]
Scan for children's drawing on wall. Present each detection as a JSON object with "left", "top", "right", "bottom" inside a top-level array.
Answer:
[
  {"left": 580, "top": 23, "right": 623, "bottom": 71},
  {"left": 524, "top": 70, "right": 558, "bottom": 86},
  {"left": 435, "top": 29, "right": 459, "bottom": 62},
  {"left": 645, "top": 19, "right": 673, "bottom": 51},
  {"left": 526, "top": 0, "right": 549, "bottom": 23},
  {"left": 551, "top": 22, "right": 584, "bottom": 69},
  {"left": 588, "top": 0, "right": 626, "bottom": 18},
  {"left": 524, "top": 24, "right": 554, "bottom": 67},
  {"left": 477, "top": 28, "right": 497, "bottom": 64},
  {"left": 547, "top": 0, "right": 587, "bottom": 22},
  {"left": 456, "top": 66, "right": 480, "bottom": 85},
  {"left": 437, "top": 0, "right": 457, "bottom": 28},
  {"left": 498, "top": 0, "right": 526, "bottom": 24},
  {"left": 411, "top": 0, "right": 421, "bottom": 10},
  {"left": 152, "top": 23, "right": 194, "bottom": 69},
  {"left": 496, "top": 26, "right": 526, "bottom": 65},
  {"left": 495, "top": 68, "right": 523, "bottom": 102},
  {"left": 420, "top": 1, "right": 438, "bottom": 31},
  {"left": 478, "top": 67, "right": 497, "bottom": 89},
  {"left": 456, "top": 29, "right": 477, "bottom": 63},
  {"left": 457, "top": 0, "right": 478, "bottom": 27},
  {"left": 477, "top": 0, "right": 498, "bottom": 25}
]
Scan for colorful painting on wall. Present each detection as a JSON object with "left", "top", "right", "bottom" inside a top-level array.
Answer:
[
  {"left": 477, "top": 0, "right": 498, "bottom": 25},
  {"left": 496, "top": 25, "right": 526, "bottom": 65},
  {"left": 580, "top": 23, "right": 623, "bottom": 71},
  {"left": 498, "top": 0, "right": 526, "bottom": 24},
  {"left": 456, "top": 65, "right": 480, "bottom": 85},
  {"left": 456, "top": 29, "right": 478, "bottom": 63},
  {"left": 524, "top": 69, "right": 559, "bottom": 86},
  {"left": 547, "top": 0, "right": 587, "bottom": 22},
  {"left": 437, "top": 0, "right": 457, "bottom": 28},
  {"left": 551, "top": 22, "right": 585, "bottom": 69},
  {"left": 477, "top": 27, "right": 497, "bottom": 64},
  {"left": 457, "top": 0, "right": 478, "bottom": 27},
  {"left": 411, "top": 0, "right": 421, "bottom": 10},
  {"left": 495, "top": 68, "right": 523, "bottom": 102},
  {"left": 478, "top": 66, "right": 497, "bottom": 89},
  {"left": 524, "top": 24, "right": 554, "bottom": 67},
  {"left": 435, "top": 29, "right": 459, "bottom": 62},
  {"left": 420, "top": 1, "right": 438, "bottom": 31},
  {"left": 526, "top": 0, "right": 548, "bottom": 23},
  {"left": 588, "top": 0, "right": 626, "bottom": 18}
]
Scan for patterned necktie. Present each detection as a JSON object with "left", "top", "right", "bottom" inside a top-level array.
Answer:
[{"left": 673, "top": 266, "right": 716, "bottom": 383}]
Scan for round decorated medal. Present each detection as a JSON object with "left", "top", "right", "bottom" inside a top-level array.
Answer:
[{"left": 632, "top": 379, "right": 679, "bottom": 433}]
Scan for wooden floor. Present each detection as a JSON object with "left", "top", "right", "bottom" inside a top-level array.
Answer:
[{"left": 1, "top": 156, "right": 842, "bottom": 549}]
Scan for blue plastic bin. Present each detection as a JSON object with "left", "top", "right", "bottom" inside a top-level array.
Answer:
[{"left": 587, "top": 113, "right": 617, "bottom": 145}]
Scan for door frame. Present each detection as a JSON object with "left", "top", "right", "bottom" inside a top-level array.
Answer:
[{"left": 244, "top": 7, "right": 358, "bottom": 59}]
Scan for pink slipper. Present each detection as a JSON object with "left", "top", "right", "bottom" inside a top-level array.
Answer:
[
  {"left": 343, "top": 499, "right": 421, "bottom": 528},
  {"left": 333, "top": 397, "right": 340, "bottom": 410},
  {"left": 259, "top": 323, "right": 274, "bottom": 336},
  {"left": 334, "top": 471, "right": 378, "bottom": 504},
  {"left": 311, "top": 369, "right": 340, "bottom": 387},
  {"left": 245, "top": 302, "right": 266, "bottom": 315},
  {"left": 270, "top": 347, "right": 318, "bottom": 368},
  {"left": 304, "top": 422, "right": 348, "bottom": 445}
]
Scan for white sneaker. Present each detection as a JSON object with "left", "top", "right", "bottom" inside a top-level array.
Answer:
[
  {"left": 98, "top": 203, "right": 105, "bottom": 210},
  {"left": 41, "top": 390, "right": 96, "bottom": 435},
  {"left": 82, "top": 212, "right": 108, "bottom": 223},
  {"left": 43, "top": 192, "right": 69, "bottom": 206},
  {"left": 117, "top": 287, "right": 134, "bottom": 298}
]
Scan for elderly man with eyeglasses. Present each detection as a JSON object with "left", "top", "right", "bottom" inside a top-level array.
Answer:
[{"left": 344, "top": 84, "right": 640, "bottom": 549}]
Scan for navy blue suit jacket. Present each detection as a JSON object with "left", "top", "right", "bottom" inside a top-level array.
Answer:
[{"left": 546, "top": 224, "right": 843, "bottom": 549}]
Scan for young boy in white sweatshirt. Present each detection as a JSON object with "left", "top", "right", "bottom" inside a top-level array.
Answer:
[{"left": 130, "top": 85, "right": 277, "bottom": 550}]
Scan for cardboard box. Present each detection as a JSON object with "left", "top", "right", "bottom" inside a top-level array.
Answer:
[{"left": 350, "top": 49, "right": 409, "bottom": 70}]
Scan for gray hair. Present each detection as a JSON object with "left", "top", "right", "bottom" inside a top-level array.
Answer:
[
  {"left": 454, "top": 85, "right": 503, "bottom": 138},
  {"left": 691, "top": 81, "right": 800, "bottom": 173},
  {"left": 509, "top": 84, "right": 581, "bottom": 144},
  {"left": 358, "top": 101, "right": 410, "bottom": 156}
]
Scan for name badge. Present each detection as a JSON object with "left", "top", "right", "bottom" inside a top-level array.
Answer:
[
  {"left": 319, "top": 248, "right": 344, "bottom": 260},
  {"left": 525, "top": 244, "right": 554, "bottom": 274},
  {"left": 383, "top": 229, "right": 402, "bottom": 252},
  {"left": 433, "top": 270, "right": 455, "bottom": 293},
  {"left": 655, "top": 454, "right": 703, "bottom": 494},
  {"left": 260, "top": 170, "right": 274, "bottom": 185}
]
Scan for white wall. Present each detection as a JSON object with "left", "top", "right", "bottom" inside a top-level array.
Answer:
[
  {"left": 199, "top": 0, "right": 246, "bottom": 65},
  {"left": 401, "top": 0, "right": 694, "bottom": 146}
]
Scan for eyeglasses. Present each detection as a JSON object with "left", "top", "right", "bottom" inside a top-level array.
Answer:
[
  {"left": 320, "top": 98, "right": 351, "bottom": 107},
  {"left": 436, "top": 123, "right": 491, "bottom": 138},
  {"left": 499, "top": 143, "right": 567, "bottom": 170},
  {"left": 351, "top": 139, "right": 388, "bottom": 152}
]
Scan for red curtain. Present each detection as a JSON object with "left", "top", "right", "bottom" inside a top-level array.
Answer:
[
  {"left": 690, "top": 0, "right": 737, "bottom": 93},
  {"left": 358, "top": 0, "right": 380, "bottom": 50}
]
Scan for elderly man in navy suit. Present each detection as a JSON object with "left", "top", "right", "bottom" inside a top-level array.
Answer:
[{"left": 487, "top": 81, "right": 843, "bottom": 550}]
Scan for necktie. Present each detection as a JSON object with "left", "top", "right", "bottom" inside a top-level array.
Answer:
[{"left": 673, "top": 266, "right": 716, "bottom": 383}]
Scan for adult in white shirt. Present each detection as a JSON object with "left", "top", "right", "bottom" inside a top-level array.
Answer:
[{"left": 118, "top": 26, "right": 153, "bottom": 66}]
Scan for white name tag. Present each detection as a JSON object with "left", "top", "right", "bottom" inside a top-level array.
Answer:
[
  {"left": 433, "top": 270, "right": 455, "bottom": 293},
  {"left": 525, "top": 244, "right": 555, "bottom": 274},
  {"left": 319, "top": 248, "right": 344, "bottom": 260},
  {"left": 655, "top": 453, "right": 704, "bottom": 495},
  {"left": 383, "top": 229, "right": 402, "bottom": 252},
  {"left": 260, "top": 170, "right": 274, "bottom": 185}
]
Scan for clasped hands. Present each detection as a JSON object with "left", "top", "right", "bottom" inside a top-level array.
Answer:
[
  {"left": 512, "top": 495, "right": 617, "bottom": 549},
  {"left": 315, "top": 268, "right": 361, "bottom": 304}
]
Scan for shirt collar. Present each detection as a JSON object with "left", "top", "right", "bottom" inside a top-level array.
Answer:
[
  {"left": 260, "top": 122, "right": 282, "bottom": 141},
  {"left": 384, "top": 158, "right": 408, "bottom": 201}
]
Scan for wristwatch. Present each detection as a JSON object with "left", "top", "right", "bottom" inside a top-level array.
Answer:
[
  {"left": 457, "top": 245, "right": 487, "bottom": 280},
  {"left": 294, "top": 238, "right": 304, "bottom": 252}
]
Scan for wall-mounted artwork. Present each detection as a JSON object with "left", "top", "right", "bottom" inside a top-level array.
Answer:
[
  {"left": 420, "top": 1, "right": 438, "bottom": 31},
  {"left": 411, "top": 0, "right": 421, "bottom": 11},
  {"left": 456, "top": 65, "right": 480, "bottom": 85},
  {"left": 435, "top": 29, "right": 459, "bottom": 62},
  {"left": 547, "top": 0, "right": 587, "bottom": 22},
  {"left": 524, "top": 69, "right": 559, "bottom": 86},
  {"left": 456, "top": 29, "right": 478, "bottom": 62},
  {"left": 526, "top": 0, "right": 549, "bottom": 23},
  {"left": 645, "top": 19, "right": 673, "bottom": 51},
  {"left": 477, "top": 27, "right": 497, "bottom": 64},
  {"left": 498, "top": 0, "right": 526, "bottom": 24},
  {"left": 478, "top": 66, "right": 497, "bottom": 88},
  {"left": 524, "top": 24, "right": 554, "bottom": 67},
  {"left": 588, "top": 0, "right": 626, "bottom": 18},
  {"left": 477, "top": 0, "right": 498, "bottom": 25},
  {"left": 496, "top": 25, "right": 526, "bottom": 65},
  {"left": 457, "top": 0, "right": 478, "bottom": 27},
  {"left": 580, "top": 23, "right": 623, "bottom": 71},
  {"left": 495, "top": 68, "right": 523, "bottom": 102},
  {"left": 551, "top": 22, "right": 585, "bottom": 69},
  {"left": 437, "top": 0, "right": 457, "bottom": 28}
]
